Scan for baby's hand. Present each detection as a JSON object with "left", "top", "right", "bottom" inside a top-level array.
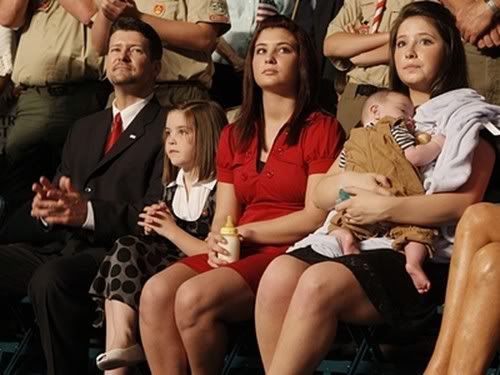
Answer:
[{"left": 431, "top": 134, "right": 445, "bottom": 149}]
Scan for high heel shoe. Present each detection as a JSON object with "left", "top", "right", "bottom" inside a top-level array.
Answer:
[{"left": 96, "top": 343, "right": 145, "bottom": 370}]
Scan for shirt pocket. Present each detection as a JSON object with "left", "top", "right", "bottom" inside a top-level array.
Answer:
[
  {"left": 359, "top": 0, "right": 375, "bottom": 26},
  {"left": 386, "top": 10, "right": 401, "bottom": 30}
]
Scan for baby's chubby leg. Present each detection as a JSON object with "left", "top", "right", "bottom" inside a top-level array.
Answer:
[
  {"left": 329, "top": 228, "right": 360, "bottom": 255},
  {"left": 404, "top": 242, "right": 431, "bottom": 294}
]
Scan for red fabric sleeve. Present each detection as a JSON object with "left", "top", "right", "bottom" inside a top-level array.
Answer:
[
  {"left": 303, "top": 113, "right": 345, "bottom": 175},
  {"left": 216, "top": 124, "right": 236, "bottom": 183}
]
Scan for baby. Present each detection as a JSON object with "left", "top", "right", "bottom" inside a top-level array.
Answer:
[{"left": 330, "top": 90, "right": 445, "bottom": 293}]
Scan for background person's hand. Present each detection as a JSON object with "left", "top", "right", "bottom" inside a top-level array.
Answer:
[
  {"left": 100, "top": 0, "right": 129, "bottom": 21},
  {"left": 477, "top": 22, "right": 500, "bottom": 48},
  {"left": 455, "top": 1, "right": 495, "bottom": 45}
]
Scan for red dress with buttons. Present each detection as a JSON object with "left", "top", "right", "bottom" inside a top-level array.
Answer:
[{"left": 178, "top": 111, "right": 345, "bottom": 292}]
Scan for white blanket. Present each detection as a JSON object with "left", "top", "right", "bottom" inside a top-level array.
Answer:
[{"left": 414, "top": 88, "right": 500, "bottom": 194}]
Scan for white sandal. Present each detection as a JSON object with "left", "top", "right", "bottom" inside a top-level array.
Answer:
[{"left": 96, "top": 343, "right": 145, "bottom": 370}]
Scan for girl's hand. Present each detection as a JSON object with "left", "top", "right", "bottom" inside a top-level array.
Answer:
[
  {"left": 206, "top": 232, "right": 231, "bottom": 268},
  {"left": 138, "top": 203, "right": 176, "bottom": 238},
  {"left": 341, "top": 171, "right": 392, "bottom": 196},
  {"left": 335, "top": 186, "right": 394, "bottom": 225}
]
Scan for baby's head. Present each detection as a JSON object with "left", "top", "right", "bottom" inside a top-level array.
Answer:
[{"left": 361, "top": 90, "right": 414, "bottom": 127}]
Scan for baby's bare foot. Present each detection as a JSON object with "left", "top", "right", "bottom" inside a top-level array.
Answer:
[
  {"left": 331, "top": 228, "right": 359, "bottom": 255},
  {"left": 406, "top": 263, "right": 431, "bottom": 294}
]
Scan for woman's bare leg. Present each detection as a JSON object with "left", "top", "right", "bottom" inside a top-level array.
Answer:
[
  {"left": 425, "top": 203, "right": 500, "bottom": 374},
  {"left": 255, "top": 256, "right": 309, "bottom": 371},
  {"left": 139, "top": 263, "right": 197, "bottom": 375},
  {"left": 175, "top": 268, "right": 255, "bottom": 375},
  {"left": 268, "top": 262, "right": 382, "bottom": 375},
  {"left": 104, "top": 299, "right": 138, "bottom": 375},
  {"left": 447, "top": 242, "right": 500, "bottom": 375}
]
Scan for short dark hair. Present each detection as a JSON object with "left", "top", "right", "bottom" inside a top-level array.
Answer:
[
  {"left": 236, "top": 15, "right": 320, "bottom": 149},
  {"left": 389, "top": 2, "right": 468, "bottom": 98},
  {"left": 110, "top": 17, "right": 163, "bottom": 61}
]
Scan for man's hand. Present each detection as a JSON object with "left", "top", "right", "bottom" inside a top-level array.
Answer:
[
  {"left": 31, "top": 176, "right": 88, "bottom": 227},
  {"left": 477, "top": 21, "right": 500, "bottom": 48},
  {"left": 31, "top": 176, "right": 62, "bottom": 215},
  {"left": 100, "top": 0, "right": 129, "bottom": 21},
  {"left": 121, "top": 0, "right": 140, "bottom": 18},
  {"left": 456, "top": 1, "right": 496, "bottom": 45}
]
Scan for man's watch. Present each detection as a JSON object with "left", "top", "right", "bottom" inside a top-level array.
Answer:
[{"left": 484, "top": 0, "right": 500, "bottom": 16}]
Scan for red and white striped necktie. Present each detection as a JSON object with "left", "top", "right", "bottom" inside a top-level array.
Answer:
[
  {"left": 370, "top": 0, "right": 386, "bottom": 33},
  {"left": 256, "top": 0, "right": 278, "bottom": 24}
]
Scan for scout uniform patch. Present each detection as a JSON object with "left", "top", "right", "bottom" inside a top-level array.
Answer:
[
  {"left": 208, "top": 0, "right": 229, "bottom": 22},
  {"left": 153, "top": 3, "right": 165, "bottom": 16}
]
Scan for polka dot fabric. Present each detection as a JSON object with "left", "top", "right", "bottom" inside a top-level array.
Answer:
[{"left": 89, "top": 184, "right": 216, "bottom": 327}]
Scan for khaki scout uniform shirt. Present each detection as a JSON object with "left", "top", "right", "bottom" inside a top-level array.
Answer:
[
  {"left": 135, "top": 0, "right": 230, "bottom": 89},
  {"left": 12, "top": 0, "right": 104, "bottom": 86},
  {"left": 326, "top": 0, "right": 411, "bottom": 88}
]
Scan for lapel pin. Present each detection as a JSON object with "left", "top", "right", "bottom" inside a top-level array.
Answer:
[{"left": 129, "top": 134, "right": 137, "bottom": 139}]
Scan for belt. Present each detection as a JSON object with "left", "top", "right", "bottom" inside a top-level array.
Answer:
[
  {"left": 355, "top": 84, "right": 380, "bottom": 97},
  {"left": 19, "top": 83, "right": 87, "bottom": 97}
]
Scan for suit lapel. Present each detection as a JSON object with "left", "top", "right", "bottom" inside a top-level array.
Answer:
[
  {"left": 92, "top": 98, "right": 161, "bottom": 174},
  {"left": 86, "top": 109, "right": 112, "bottom": 172}
]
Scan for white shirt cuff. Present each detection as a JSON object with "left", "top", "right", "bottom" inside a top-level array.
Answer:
[{"left": 82, "top": 201, "right": 95, "bottom": 230}]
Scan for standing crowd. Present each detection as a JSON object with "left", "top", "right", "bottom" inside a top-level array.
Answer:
[{"left": 0, "top": 1, "right": 499, "bottom": 375}]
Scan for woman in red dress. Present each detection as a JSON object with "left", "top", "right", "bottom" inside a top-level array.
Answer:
[{"left": 139, "top": 15, "right": 345, "bottom": 374}]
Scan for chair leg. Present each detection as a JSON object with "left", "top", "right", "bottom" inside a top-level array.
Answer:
[
  {"left": 221, "top": 330, "right": 247, "bottom": 375},
  {"left": 3, "top": 323, "right": 35, "bottom": 375}
]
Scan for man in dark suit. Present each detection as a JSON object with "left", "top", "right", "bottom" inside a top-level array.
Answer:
[{"left": 0, "top": 17, "right": 166, "bottom": 375}]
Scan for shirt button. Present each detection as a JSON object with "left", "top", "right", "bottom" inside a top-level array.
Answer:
[
  {"left": 277, "top": 147, "right": 283, "bottom": 152},
  {"left": 266, "top": 171, "right": 274, "bottom": 178},
  {"left": 84, "top": 187, "right": 92, "bottom": 193}
]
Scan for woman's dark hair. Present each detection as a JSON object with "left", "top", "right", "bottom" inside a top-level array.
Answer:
[
  {"left": 235, "top": 15, "right": 319, "bottom": 149},
  {"left": 111, "top": 17, "right": 163, "bottom": 62},
  {"left": 389, "top": 1, "right": 468, "bottom": 98}
]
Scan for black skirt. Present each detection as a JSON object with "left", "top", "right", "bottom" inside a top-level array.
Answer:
[{"left": 287, "top": 247, "right": 449, "bottom": 331}]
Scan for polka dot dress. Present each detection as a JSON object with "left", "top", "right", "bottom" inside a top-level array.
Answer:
[{"left": 89, "top": 184, "right": 216, "bottom": 327}]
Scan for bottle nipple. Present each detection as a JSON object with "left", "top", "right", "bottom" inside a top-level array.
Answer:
[{"left": 220, "top": 216, "right": 238, "bottom": 235}]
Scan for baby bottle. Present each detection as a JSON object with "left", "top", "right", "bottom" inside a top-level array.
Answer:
[{"left": 218, "top": 216, "right": 240, "bottom": 263}]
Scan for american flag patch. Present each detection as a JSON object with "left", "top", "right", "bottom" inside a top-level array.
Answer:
[{"left": 256, "top": 0, "right": 278, "bottom": 24}]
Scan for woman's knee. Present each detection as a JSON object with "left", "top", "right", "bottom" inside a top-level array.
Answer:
[
  {"left": 140, "top": 271, "right": 176, "bottom": 318},
  {"left": 294, "top": 262, "right": 352, "bottom": 314},
  {"left": 174, "top": 279, "right": 210, "bottom": 331},
  {"left": 459, "top": 203, "right": 498, "bottom": 233},
  {"left": 256, "top": 256, "right": 306, "bottom": 310},
  {"left": 470, "top": 243, "right": 500, "bottom": 286}
]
